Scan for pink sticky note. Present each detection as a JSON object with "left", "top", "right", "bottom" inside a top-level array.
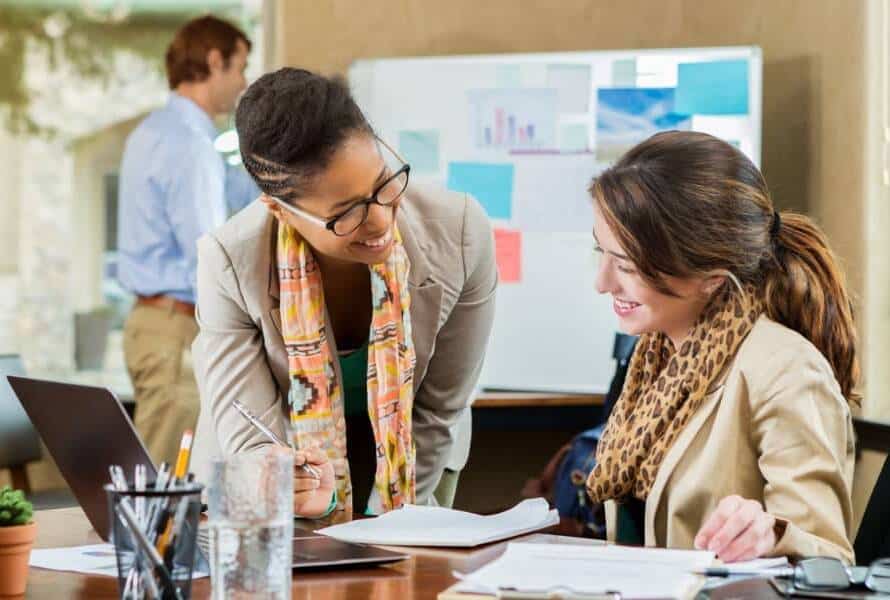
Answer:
[{"left": 494, "top": 228, "right": 521, "bottom": 283}]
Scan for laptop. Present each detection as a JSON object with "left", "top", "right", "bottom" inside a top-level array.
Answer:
[{"left": 8, "top": 376, "right": 407, "bottom": 568}]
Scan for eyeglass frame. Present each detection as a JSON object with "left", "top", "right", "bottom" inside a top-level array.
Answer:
[{"left": 268, "top": 137, "right": 411, "bottom": 237}]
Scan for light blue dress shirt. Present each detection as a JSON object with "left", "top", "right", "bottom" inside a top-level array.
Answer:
[{"left": 117, "top": 94, "right": 257, "bottom": 304}]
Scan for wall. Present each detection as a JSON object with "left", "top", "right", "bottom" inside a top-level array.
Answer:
[
  {"left": 275, "top": 0, "right": 887, "bottom": 409},
  {"left": 0, "top": 130, "right": 22, "bottom": 353}
]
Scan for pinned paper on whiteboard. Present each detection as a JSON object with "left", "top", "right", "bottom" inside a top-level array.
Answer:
[
  {"left": 398, "top": 130, "right": 440, "bottom": 174},
  {"left": 546, "top": 64, "right": 592, "bottom": 114},
  {"left": 596, "top": 88, "right": 691, "bottom": 161},
  {"left": 611, "top": 58, "right": 637, "bottom": 87},
  {"left": 468, "top": 88, "right": 558, "bottom": 151},
  {"left": 675, "top": 59, "right": 749, "bottom": 115},
  {"left": 494, "top": 228, "right": 522, "bottom": 283},
  {"left": 446, "top": 161, "right": 515, "bottom": 220}
]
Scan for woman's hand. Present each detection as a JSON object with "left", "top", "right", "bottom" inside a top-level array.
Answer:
[
  {"left": 694, "top": 495, "right": 777, "bottom": 562},
  {"left": 292, "top": 447, "right": 337, "bottom": 518}
]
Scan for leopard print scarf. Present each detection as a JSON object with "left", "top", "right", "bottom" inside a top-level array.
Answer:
[{"left": 587, "top": 285, "right": 764, "bottom": 503}]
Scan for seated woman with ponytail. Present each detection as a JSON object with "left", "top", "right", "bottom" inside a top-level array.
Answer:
[
  {"left": 189, "top": 68, "right": 497, "bottom": 517},
  {"left": 587, "top": 131, "right": 857, "bottom": 562}
]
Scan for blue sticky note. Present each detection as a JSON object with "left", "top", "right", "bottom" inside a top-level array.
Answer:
[
  {"left": 675, "top": 59, "right": 749, "bottom": 115},
  {"left": 446, "top": 162, "right": 514, "bottom": 219},
  {"left": 399, "top": 130, "right": 440, "bottom": 173}
]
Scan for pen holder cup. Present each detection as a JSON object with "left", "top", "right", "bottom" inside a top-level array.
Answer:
[{"left": 105, "top": 483, "right": 204, "bottom": 600}]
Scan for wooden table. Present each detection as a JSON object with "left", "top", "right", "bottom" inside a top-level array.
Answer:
[{"left": 25, "top": 507, "right": 511, "bottom": 599}]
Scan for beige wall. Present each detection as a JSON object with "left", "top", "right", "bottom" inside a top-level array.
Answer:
[{"left": 275, "top": 0, "right": 884, "bottom": 406}]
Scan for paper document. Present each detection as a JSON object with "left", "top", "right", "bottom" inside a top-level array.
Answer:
[
  {"left": 452, "top": 542, "right": 715, "bottom": 599},
  {"left": 318, "top": 498, "right": 559, "bottom": 547},
  {"left": 30, "top": 544, "right": 120, "bottom": 577},
  {"left": 721, "top": 556, "right": 788, "bottom": 572},
  {"left": 30, "top": 543, "right": 209, "bottom": 579}
]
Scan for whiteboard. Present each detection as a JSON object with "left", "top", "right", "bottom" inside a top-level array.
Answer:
[{"left": 350, "top": 46, "right": 762, "bottom": 393}]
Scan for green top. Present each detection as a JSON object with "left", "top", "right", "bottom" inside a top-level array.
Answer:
[
  {"left": 338, "top": 344, "right": 369, "bottom": 417},
  {"left": 615, "top": 497, "right": 646, "bottom": 545}
]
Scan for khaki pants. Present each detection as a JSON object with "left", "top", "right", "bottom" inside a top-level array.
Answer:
[
  {"left": 433, "top": 468, "right": 461, "bottom": 508},
  {"left": 123, "top": 304, "right": 199, "bottom": 467}
]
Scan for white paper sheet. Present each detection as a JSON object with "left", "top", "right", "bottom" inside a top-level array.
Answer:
[
  {"left": 453, "top": 542, "right": 715, "bottom": 599},
  {"left": 317, "top": 498, "right": 559, "bottom": 547},
  {"left": 30, "top": 543, "right": 209, "bottom": 579},
  {"left": 30, "top": 544, "right": 120, "bottom": 577}
]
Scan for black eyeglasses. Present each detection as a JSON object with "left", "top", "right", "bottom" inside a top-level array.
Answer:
[
  {"left": 271, "top": 163, "right": 411, "bottom": 237},
  {"left": 769, "top": 557, "right": 890, "bottom": 595}
]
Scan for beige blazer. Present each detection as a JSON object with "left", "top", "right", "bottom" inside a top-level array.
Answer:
[
  {"left": 189, "top": 184, "right": 497, "bottom": 504},
  {"left": 606, "top": 316, "right": 856, "bottom": 563}
]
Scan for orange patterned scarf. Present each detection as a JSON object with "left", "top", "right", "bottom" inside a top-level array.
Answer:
[{"left": 277, "top": 223, "right": 416, "bottom": 513}]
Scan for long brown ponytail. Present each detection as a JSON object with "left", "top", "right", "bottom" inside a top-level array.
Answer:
[
  {"left": 590, "top": 131, "right": 860, "bottom": 403},
  {"left": 764, "top": 213, "right": 859, "bottom": 402}
]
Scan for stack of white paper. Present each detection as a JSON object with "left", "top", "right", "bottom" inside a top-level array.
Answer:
[
  {"left": 453, "top": 542, "right": 716, "bottom": 599},
  {"left": 317, "top": 498, "right": 559, "bottom": 547}
]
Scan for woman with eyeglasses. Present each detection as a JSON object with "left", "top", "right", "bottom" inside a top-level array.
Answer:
[
  {"left": 189, "top": 68, "right": 497, "bottom": 518},
  {"left": 586, "top": 131, "right": 857, "bottom": 562}
]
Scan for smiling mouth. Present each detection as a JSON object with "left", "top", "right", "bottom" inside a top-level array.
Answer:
[
  {"left": 614, "top": 298, "right": 641, "bottom": 310},
  {"left": 355, "top": 230, "right": 392, "bottom": 249}
]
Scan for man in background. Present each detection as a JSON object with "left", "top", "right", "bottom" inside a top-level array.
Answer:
[{"left": 117, "top": 15, "right": 253, "bottom": 466}]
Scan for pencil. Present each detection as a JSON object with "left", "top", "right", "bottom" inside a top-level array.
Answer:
[{"left": 232, "top": 400, "right": 321, "bottom": 479}]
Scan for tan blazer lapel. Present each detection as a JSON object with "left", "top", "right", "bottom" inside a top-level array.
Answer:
[
  {"left": 397, "top": 205, "right": 443, "bottom": 385},
  {"left": 644, "top": 385, "right": 724, "bottom": 545},
  {"left": 265, "top": 219, "right": 291, "bottom": 393}
]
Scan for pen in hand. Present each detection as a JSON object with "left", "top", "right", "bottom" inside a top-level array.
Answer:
[{"left": 232, "top": 400, "right": 321, "bottom": 479}]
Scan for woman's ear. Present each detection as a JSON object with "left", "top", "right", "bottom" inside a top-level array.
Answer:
[{"left": 700, "top": 275, "right": 726, "bottom": 298}]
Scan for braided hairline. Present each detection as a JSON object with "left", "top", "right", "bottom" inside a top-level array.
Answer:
[{"left": 241, "top": 152, "right": 310, "bottom": 200}]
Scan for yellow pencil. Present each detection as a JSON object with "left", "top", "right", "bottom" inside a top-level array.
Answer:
[
  {"left": 172, "top": 429, "right": 193, "bottom": 480},
  {"left": 157, "top": 430, "right": 193, "bottom": 555}
]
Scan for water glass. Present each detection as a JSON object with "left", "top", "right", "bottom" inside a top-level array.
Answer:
[{"left": 206, "top": 448, "right": 294, "bottom": 600}]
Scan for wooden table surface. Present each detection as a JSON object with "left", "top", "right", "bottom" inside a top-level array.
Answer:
[{"left": 25, "top": 507, "right": 513, "bottom": 599}]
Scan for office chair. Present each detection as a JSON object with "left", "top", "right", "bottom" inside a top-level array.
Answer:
[
  {"left": 853, "top": 420, "right": 890, "bottom": 565},
  {"left": 0, "top": 355, "right": 41, "bottom": 492}
]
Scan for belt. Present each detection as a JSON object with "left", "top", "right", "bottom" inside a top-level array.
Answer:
[{"left": 135, "top": 294, "right": 195, "bottom": 318}]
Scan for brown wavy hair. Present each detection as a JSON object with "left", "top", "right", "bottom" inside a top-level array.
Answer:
[
  {"left": 165, "top": 15, "right": 251, "bottom": 89},
  {"left": 590, "top": 131, "right": 859, "bottom": 403}
]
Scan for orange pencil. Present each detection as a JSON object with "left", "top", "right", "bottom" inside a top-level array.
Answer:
[{"left": 157, "top": 430, "right": 193, "bottom": 555}]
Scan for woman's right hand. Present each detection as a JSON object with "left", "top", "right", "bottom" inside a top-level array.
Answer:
[{"left": 292, "top": 447, "right": 337, "bottom": 518}]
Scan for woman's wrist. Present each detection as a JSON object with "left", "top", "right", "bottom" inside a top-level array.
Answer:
[
  {"left": 297, "top": 490, "right": 337, "bottom": 519},
  {"left": 319, "top": 490, "right": 337, "bottom": 517}
]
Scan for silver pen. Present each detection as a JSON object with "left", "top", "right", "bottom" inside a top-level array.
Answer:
[{"left": 232, "top": 400, "right": 321, "bottom": 479}]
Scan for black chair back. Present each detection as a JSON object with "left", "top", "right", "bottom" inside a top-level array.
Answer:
[{"left": 855, "top": 452, "right": 890, "bottom": 565}]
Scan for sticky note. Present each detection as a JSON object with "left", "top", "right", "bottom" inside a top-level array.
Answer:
[
  {"left": 398, "top": 130, "right": 439, "bottom": 174},
  {"left": 494, "top": 228, "right": 521, "bottom": 283},
  {"left": 675, "top": 59, "right": 749, "bottom": 115},
  {"left": 446, "top": 162, "right": 514, "bottom": 220},
  {"left": 546, "top": 64, "right": 592, "bottom": 113},
  {"left": 611, "top": 59, "right": 637, "bottom": 87},
  {"left": 559, "top": 123, "right": 589, "bottom": 153}
]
